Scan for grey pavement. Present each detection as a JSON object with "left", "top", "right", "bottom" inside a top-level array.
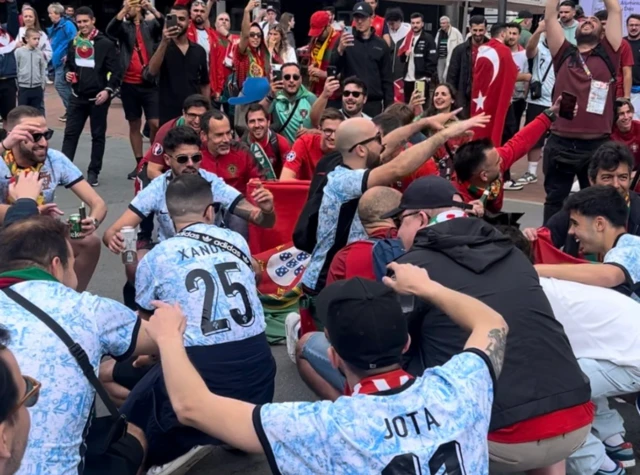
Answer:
[{"left": 48, "top": 130, "right": 640, "bottom": 474}]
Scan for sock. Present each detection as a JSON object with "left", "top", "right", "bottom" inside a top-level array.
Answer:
[
  {"left": 604, "top": 434, "right": 625, "bottom": 447},
  {"left": 135, "top": 156, "right": 142, "bottom": 164},
  {"left": 599, "top": 456, "right": 617, "bottom": 472},
  {"left": 528, "top": 162, "right": 539, "bottom": 176}
]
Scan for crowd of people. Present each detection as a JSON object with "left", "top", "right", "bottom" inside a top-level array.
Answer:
[{"left": 0, "top": 0, "right": 640, "bottom": 474}]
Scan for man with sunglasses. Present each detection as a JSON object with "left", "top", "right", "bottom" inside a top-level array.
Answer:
[
  {"left": 310, "top": 76, "right": 370, "bottom": 128},
  {"left": 123, "top": 173, "right": 276, "bottom": 470},
  {"left": 0, "top": 106, "right": 107, "bottom": 293},
  {"left": 0, "top": 325, "right": 37, "bottom": 475}
]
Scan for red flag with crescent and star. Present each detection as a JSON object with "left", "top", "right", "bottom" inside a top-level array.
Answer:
[{"left": 470, "top": 38, "right": 518, "bottom": 146}]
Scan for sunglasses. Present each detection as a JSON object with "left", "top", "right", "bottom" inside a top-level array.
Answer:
[
  {"left": 249, "top": 32, "right": 262, "bottom": 38},
  {"left": 342, "top": 90, "right": 362, "bottom": 98},
  {"left": 393, "top": 211, "right": 420, "bottom": 228},
  {"left": 32, "top": 129, "right": 54, "bottom": 142},
  {"left": 284, "top": 74, "right": 301, "bottom": 81},
  {"left": 348, "top": 132, "right": 382, "bottom": 153},
  {"left": 11, "top": 375, "right": 41, "bottom": 415},
  {"left": 173, "top": 153, "right": 202, "bottom": 164}
]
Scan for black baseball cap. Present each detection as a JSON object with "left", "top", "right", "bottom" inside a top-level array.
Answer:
[
  {"left": 317, "top": 278, "right": 408, "bottom": 370},
  {"left": 381, "top": 175, "right": 470, "bottom": 219},
  {"left": 517, "top": 10, "right": 533, "bottom": 18},
  {"left": 352, "top": 2, "right": 374, "bottom": 18}
]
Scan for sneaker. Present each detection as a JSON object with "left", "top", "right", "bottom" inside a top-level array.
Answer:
[
  {"left": 146, "top": 446, "right": 213, "bottom": 475},
  {"left": 606, "top": 442, "right": 636, "bottom": 468},
  {"left": 87, "top": 172, "right": 99, "bottom": 187},
  {"left": 127, "top": 167, "right": 138, "bottom": 180},
  {"left": 503, "top": 179, "right": 524, "bottom": 191},
  {"left": 285, "top": 312, "right": 301, "bottom": 364},
  {"left": 59, "top": 114, "right": 67, "bottom": 122},
  {"left": 596, "top": 462, "right": 626, "bottom": 475},
  {"left": 516, "top": 172, "right": 538, "bottom": 184},
  {"left": 46, "top": 78, "right": 53, "bottom": 85},
  {"left": 571, "top": 180, "right": 581, "bottom": 193}
]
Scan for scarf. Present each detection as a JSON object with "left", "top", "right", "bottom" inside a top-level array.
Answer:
[
  {"left": 468, "top": 179, "right": 502, "bottom": 204},
  {"left": 73, "top": 29, "right": 99, "bottom": 69},
  {"left": 348, "top": 368, "right": 413, "bottom": 396},
  {"left": 0, "top": 267, "right": 58, "bottom": 289},
  {"left": 308, "top": 30, "right": 341, "bottom": 97},
  {"left": 73, "top": 28, "right": 99, "bottom": 46},
  {"left": 397, "top": 29, "right": 415, "bottom": 57},
  {"left": 2, "top": 150, "right": 45, "bottom": 205},
  {"left": 235, "top": 44, "right": 269, "bottom": 89},
  {"left": 310, "top": 29, "right": 334, "bottom": 76}
]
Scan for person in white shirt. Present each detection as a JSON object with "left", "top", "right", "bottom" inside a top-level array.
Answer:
[
  {"left": 434, "top": 16, "right": 463, "bottom": 83},
  {"left": 16, "top": 6, "right": 53, "bottom": 63}
]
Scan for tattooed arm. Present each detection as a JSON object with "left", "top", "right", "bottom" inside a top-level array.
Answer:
[
  {"left": 231, "top": 197, "right": 276, "bottom": 228},
  {"left": 383, "top": 262, "right": 509, "bottom": 378}
]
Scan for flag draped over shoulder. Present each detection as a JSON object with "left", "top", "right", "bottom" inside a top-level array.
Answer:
[
  {"left": 532, "top": 228, "right": 588, "bottom": 264},
  {"left": 470, "top": 38, "right": 518, "bottom": 146}
]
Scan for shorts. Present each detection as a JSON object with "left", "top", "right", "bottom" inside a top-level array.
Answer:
[
  {"left": 120, "top": 82, "right": 159, "bottom": 122},
  {"left": 300, "top": 332, "right": 346, "bottom": 392},
  {"left": 525, "top": 103, "right": 550, "bottom": 149},
  {"left": 84, "top": 416, "right": 144, "bottom": 475},
  {"left": 120, "top": 334, "right": 276, "bottom": 466}
]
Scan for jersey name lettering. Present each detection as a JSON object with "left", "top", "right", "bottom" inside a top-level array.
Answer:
[{"left": 383, "top": 407, "right": 441, "bottom": 440}]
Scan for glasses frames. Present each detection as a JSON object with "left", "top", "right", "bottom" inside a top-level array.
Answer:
[{"left": 10, "top": 375, "right": 41, "bottom": 415}]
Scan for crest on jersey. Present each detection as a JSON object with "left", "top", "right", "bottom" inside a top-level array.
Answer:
[
  {"left": 266, "top": 246, "right": 310, "bottom": 288},
  {"left": 285, "top": 151, "right": 296, "bottom": 162},
  {"left": 300, "top": 109, "right": 308, "bottom": 119},
  {"left": 631, "top": 143, "right": 638, "bottom": 153},
  {"left": 152, "top": 143, "right": 163, "bottom": 156},
  {"left": 227, "top": 164, "right": 237, "bottom": 177}
]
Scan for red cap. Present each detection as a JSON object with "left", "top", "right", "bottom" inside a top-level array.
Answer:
[{"left": 308, "top": 11, "right": 331, "bottom": 37}]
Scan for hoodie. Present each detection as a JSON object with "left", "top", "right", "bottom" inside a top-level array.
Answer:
[
  {"left": 397, "top": 217, "right": 591, "bottom": 431},
  {"left": 271, "top": 85, "right": 317, "bottom": 144}
]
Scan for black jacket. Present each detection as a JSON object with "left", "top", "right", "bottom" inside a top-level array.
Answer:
[
  {"left": 446, "top": 37, "right": 489, "bottom": 117},
  {"left": 331, "top": 29, "right": 394, "bottom": 107},
  {"left": 397, "top": 217, "right": 590, "bottom": 431},
  {"left": 401, "top": 30, "right": 437, "bottom": 80},
  {"left": 64, "top": 31, "right": 122, "bottom": 98},
  {"left": 105, "top": 16, "right": 163, "bottom": 86}
]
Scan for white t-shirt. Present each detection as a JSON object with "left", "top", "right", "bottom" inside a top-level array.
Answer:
[
  {"left": 254, "top": 351, "right": 494, "bottom": 475},
  {"left": 541, "top": 278, "right": 640, "bottom": 372},
  {"left": 2, "top": 280, "right": 139, "bottom": 474},
  {"left": 405, "top": 36, "right": 417, "bottom": 82},
  {"left": 527, "top": 36, "right": 555, "bottom": 107},
  {"left": 511, "top": 47, "right": 529, "bottom": 100},
  {"left": 196, "top": 28, "right": 211, "bottom": 58}
]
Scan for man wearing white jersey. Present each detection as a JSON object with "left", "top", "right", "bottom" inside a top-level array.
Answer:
[
  {"left": 143, "top": 262, "right": 508, "bottom": 475},
  {"left": 122, "top": 174, "right": 276, "bottom": 469}
]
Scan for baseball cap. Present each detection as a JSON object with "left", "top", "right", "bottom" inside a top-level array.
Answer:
[
  {"left": 228, "top": 78, "right": 270, "bottom": 106},
  {"left": 381, "top": 175, "right": 470, "bottom": 219},
  {"left": 517, "top": 10, "right": 534, "bottom": 18},
  {"left": 318, "top": 278, "right": 408, "bottom": 370},
  {"left": 352, "top": 2, "right": 374, "bottom": 18},
  {"left": 266, "top": 5, "right": 278, "bottom": 13},
  {"left": 308, "top": 11, "right": 331, "bottom": 37}
]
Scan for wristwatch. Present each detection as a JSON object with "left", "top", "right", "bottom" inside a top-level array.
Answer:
[
  {"left": 90, "top": 217, "right": 100, "bottom": 229},
  {"left": 542, "top": 109, "right": 557, "bottom": 122}
]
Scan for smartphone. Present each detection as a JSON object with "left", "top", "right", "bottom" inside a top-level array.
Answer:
[
  {"left": 415, "top": 80, "right": 425, "bottom": 96},
  {"left": 344, "top": 26, "right": 353, "bottom": 35},
  {"left": 272, "top": 64, "right": 282, "bottom": 81},
  {"left": 559, "top": 91, "right": 577, "bottom": 120},
  {"left": 166, "top": 14, "right": 177, "bottom": 29},
  {"left": 327, "top": 65, "right": 337, "bottom": 78}
]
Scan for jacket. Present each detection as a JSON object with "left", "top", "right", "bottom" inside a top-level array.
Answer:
[
  {"left": 434, "top": 26, "right": 464, "bottom": 78},
  {"left": 399, "top": 30, "right": 437, "bottom": 80},
  {"left": 271, "top": 85, "right": 317, "bottom": 144},
  {"left": 105, "top": 16, "right": 162, "bottom": 85},
  {"left": 47, "top": 16, "right": 76, "bottom": 68},
  {"left": 446, "top": 37, "right": 488, "bottom": 116},
  {"left": 64, "top": 31, "right": 122, "bottom": 98},
  {"left": 397, "top": 217, "right": 591, "bottom": 431},
  {"left": 17, "top": 27, "right": 53, "bottom": 62},
  {"left": 14, "top": 47, "right": 47, "bottom": 88},
  {"left": 0, "top": 0, "right": 19, "bottom": 79},
  {"left": 331, "top": 28, "right": 393, "bottom": 106}
]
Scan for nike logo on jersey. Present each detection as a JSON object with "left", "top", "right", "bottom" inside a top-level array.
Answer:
[{"left": 383, "top": 407, "right": 441, "bottom": 439}]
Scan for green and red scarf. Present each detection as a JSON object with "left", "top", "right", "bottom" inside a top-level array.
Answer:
[{"left": 0, "top": 267, "right": 58, "bottom": 289}]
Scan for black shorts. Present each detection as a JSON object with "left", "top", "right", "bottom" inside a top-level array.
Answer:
[
  {"left": 525, "top": 102, "right": 550, "bottom": 149},
  {"left": 120, "top": 82, "right": 159, "bottom": 121},
  {"left": 120, "top": 334, "right": 276, "bottom": 467},
  {"left": 84, "top": 417, "right": 144, "bottom": 475}
]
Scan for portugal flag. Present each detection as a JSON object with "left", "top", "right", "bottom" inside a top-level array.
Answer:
[
  {"left": 470, "top": 38, "right": 518, "bottom": 146},
  {"left": 532, "top": 228, "right": 588, "bottom": 265}
]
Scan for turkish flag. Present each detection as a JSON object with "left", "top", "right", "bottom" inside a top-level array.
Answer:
[
  {"left": 394, "top": 79, "right": 404, "bottom": 103},
  {"left": 470, "top": 39, "right": 518, "bottom": 146},
  {"left": 531, "top": 228, "right": 588, "bottom": 265}
]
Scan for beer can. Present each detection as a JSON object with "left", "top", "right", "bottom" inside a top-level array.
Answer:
[
  {"left": 69, "top": 214, "right": 83, "bottom": 239},
  {"left": 121, "top": 226, "right": 138, "bottom": 265}
]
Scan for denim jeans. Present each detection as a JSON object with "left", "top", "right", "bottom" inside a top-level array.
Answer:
[{"left": 54, "top": 64, "right": 71, "bottom": 111}]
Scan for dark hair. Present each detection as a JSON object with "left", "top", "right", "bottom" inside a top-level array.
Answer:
[
  {"left": 166, "top": 174, "right": 213, "bottom": 219},
  {"left": 564, "top": 185, "right": 628, "bottom": 228},
  {"left": 410, "top": 13, "right": 424, "bottom": 21},
  {"left": 453, "top": 138, "right": 494, "bottom": 182},
  {"left": 628, "top": 14, "right": 640, "bottom": 23},
  {"left": 6, "top": 105, "right": 44, "bottom": 128},
  {"left": 469, "top": 15, "right": 487, "bottom": 27},
  {"left": 245, "top": 103, "right": 269, "bottom": 123},
  {"left": 0, "top": 216, "right": 70, "bottom": 273},
  {"left": 163, "top": 126, "right": 202, "bottom": 154},
  {"left": 384, "top": 103, "right": 414, "bottom": 126},
  {"left": 384, "top": 8, "right": 403, "bottom": 23},
  {"left": 200, "top": 109, "right": 229, "bottom": 134},
  {"left": 281, "top": 62, "right": 301, "bottom": 73},
  {"left": 372, "top": 113, "right": 402, "bottom": 136},
  {"left": 0, "top": 325, "right": 17, "bottom": 426},
  {"left": 594, "top": 10, "right": 608, "bottom": 21},
  {"left": 25, "top": 27, "right": 40, "bottom": 38},
  {"left": 74, "top": 6, "right": 94, "bottom": 18},
  {"left": 615, "top": 97, "right": 635, "bottom": 114},
  {"left": 490, "top": 23, "right": 508, "bottom": 37},
  {"left": 588, "top": 141, "right": 634, "bottom": 183},
  {"left": 343, "top": 76, "right": 368, "bottom": 96},
  {"left": 170, "top": 4, "right": 189, "bottom": 13},
  {"left": 320, "top": 107, "right": 344, "bottom": 125},
  {"left": 496, "top": 225, "right": 533, "bottom": 263},
  {"left": 182, "top": 94, "right": 211, "bottom": 113},
  {"left": 426, "top": 83, "right": 457, "bottom": 117},
  {"left": 323, "top": 6, "right": 335, "bottom": 15},
  {"left": 506, "top": 22, "right": 522, "bottom": 33},
  {"left": 559, "top": 0, "right": 576, "bottom": 8}
]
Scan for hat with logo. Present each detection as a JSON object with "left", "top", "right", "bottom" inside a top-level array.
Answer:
[
  {"left": 228, "top": 77, "right": 271, "bottom": 106},
  {"left": 266, "top": 5, "right": 278, "bottom": 13},
  {"left": 352, "top": 2, "right": 374, "bottom": 18},
  {"left": 308, "top": 11, "right": 331, "bottom": 37},
  {"left": 514, "top": 10, "right": 533, "bottom": 23},
  {"left": 317, "top": 278, "right": 408, "bottom": 370},
  {"left": 381, "top": 175, "right": 470, "bottom": 219}
]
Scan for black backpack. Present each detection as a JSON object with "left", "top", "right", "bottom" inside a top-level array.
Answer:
[{"left": 556, "top": 42, "right": 616, "bottom": 83}]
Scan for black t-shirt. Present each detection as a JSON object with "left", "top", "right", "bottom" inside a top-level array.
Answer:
[
  {"left": 438, "top": 29, "right": 448, "bottom": 58},
  {"left": 627, "top": 37, "right": 640, "bottom": 86}
]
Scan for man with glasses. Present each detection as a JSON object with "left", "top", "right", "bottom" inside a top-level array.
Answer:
[
  {"left": 310, "top": 76, "right": 370, "bottom": 128},
  {"left": 0, "top": 325, "right": 37, "bottom": 475},
  {"left": 280, "top": 108, "right": 344, "bottom": 181},
  {"left": 0, "top": 106, "right": 107, "bottom": 293}
]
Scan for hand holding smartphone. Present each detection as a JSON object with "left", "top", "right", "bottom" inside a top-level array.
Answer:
[
  {"left": 559, "top": 92, "right": 577, "bottom": 121},
  {"left": 415, "top": 80, "right": 426, "bottom": 97},
  {"left": 327, "top": 65, "right": 338, "bottom": 78},
  {"left": 166, "top": 14, "right": 177, "bottom": 29}
]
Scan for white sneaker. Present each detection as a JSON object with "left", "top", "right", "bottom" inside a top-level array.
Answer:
[
  {"left": 516, "top": 172, "right": 538, "bottom": 184},
  {"left": 146, "top": 446, "right": 213, "bottom": 475},
  {"left": 285, "top": 312, "right": 301, "bottom": 364},
  {"left": 503, "top": 179, "right": 524, "bottom": 191}
]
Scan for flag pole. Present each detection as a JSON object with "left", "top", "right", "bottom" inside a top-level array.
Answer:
[{"left": 498, "top": 0, "right": 507, "bottom": 22}]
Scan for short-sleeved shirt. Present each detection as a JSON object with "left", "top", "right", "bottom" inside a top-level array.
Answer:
[
  {"left": 3, "top": 280, "right": 139, "bottom": 474},
  {"left": 604, "top": 233, "right": 640, "bottom": 301},
  {"left": 511, "top": 47, "right": 530, "bottom": 100},
  {"left": 0, "top": 149, "right": 83, "bottom": 205},
  {"left": 282, "top": 134, "right": 325, "bottom": 180},
  {"left": 129, "top": 169, "right": 242, "bottom": 241},
  {"left": 201, "top": 144, "right": 260, "bottom": 195},
  {"left": 136, "top": 222, "right": 266, "bottom": 347},
  {"left": 301, "top": 165, "right": 369, "bottom": 290},
  {"left": 143, "top": 117, "right": 180, "bottom": 169},
  {"left": 527, "top": 37, "right": 555, "bottom": 107},
  {"left": 617, "top": 39, "right": 634, "bottom": 99},
  {"left": 254, "top": 350, "right": 494, "bottom": 475},
  {"left": 612, "top": 120, "right": 640, "bottom": 167}
]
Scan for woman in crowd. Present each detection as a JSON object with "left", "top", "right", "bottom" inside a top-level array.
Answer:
[
  {"left": 235, "top": 0, "right": 271, "bottom": 88},
  {"left": 426, "top": 83, "right": 457, "bottom": 119},
  {"left": 17, "top": 5, "right": 53, "bottom": 63},
  {"left": 279, "top": 12, "right": 296, "bottom": 50},
  {"left": 268, "top": 24, "right": 297, "bottom": 65}
]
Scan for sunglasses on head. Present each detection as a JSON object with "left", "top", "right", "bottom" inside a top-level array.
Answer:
[
  {"left": 173, "top": 153, "right": 202, "bottom": 164},
  {"left": 249, "top": 32, "right": 262, "bottom": 38},
  {"left": 11, "top": 375, "right": 41, "bottom": 415},
  {"left": 284, "top": 74, "right": 301, "bottom": 81},
  {"left": 32, "top": 129, "right": 54, "bottom": 142},
  {"left": 342, "top": 90, "right": 362, "bottom": 98}
]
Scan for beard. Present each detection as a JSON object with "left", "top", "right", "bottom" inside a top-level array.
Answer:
[
  {"left": 365, "top": 148, "right": 382, "bottom": 169},
  {"left": 576, "top": 28, "right": 599, "bottom": 44},
  {"left": 19, "top": 143, "right": 47, "bottom": 164},
  {"left": 193, "top": 17, "right": 205, "bottom": 26},
  {"left": 178, "top": 166, "right": 199, "bottom": 175}
]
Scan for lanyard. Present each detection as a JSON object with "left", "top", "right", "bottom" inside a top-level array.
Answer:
[{"left": 576, "top": 51, "right": 593, "bottom": 80}]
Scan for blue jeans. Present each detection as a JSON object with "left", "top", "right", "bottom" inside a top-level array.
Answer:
[
  {"left": 54, "top": 64, "right": 71, "bottom": 111},
  {"left": 300, "top": 332, "right": 346, "bottom": 391}
]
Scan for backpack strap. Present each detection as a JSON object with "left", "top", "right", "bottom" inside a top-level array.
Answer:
[
  {"left": 268, "top": 130, "right": 281, "bottom": 163},
  {"left": 557, "top": 43, "right": 616, "bottom": 83}
]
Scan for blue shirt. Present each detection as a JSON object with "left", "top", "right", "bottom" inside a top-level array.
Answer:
[
  {"left": 129, "top": 169, "right": 243, "bottom": 242},
  {"left": 254, "top": 351, "right": 494, "bottom": 475},
  {"left": 605, "top": 233, "right": 640, "bottom": 302},
  {"left": 136, "top": 223, "right": 266, "bottom": 347}
]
